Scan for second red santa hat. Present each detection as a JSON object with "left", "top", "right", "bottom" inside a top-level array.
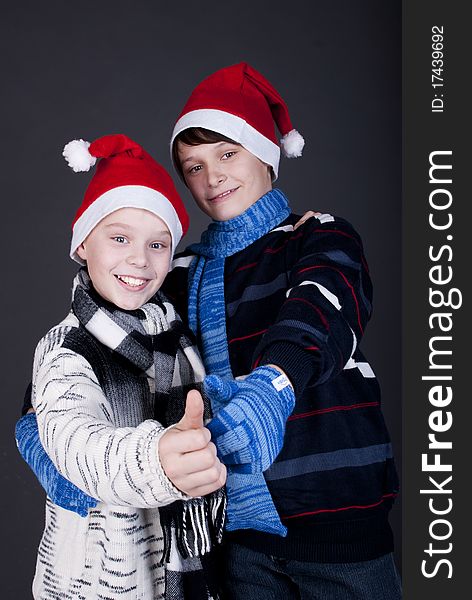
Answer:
[{"left": 170, "top": 62, "right": 304, "bottom": 180}]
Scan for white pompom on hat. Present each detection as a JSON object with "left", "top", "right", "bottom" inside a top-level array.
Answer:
[
  {"left": 65, "top": 134, "right": 189, "bottom": 264},
  {"left": 170, "top": 62, "right": 304, "bottom": 180},
  {"left": 63, "top": 139, "right": 97, "bottom": 172}
]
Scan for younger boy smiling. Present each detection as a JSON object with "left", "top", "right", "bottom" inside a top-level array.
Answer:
[
  {"left": 21, "top": 134, "right": 226, "bottom": 600},
  {"left": 76, "top": 207, "right": 173, "bottom": 311}
]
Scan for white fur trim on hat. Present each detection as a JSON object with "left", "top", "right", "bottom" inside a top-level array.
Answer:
[
  {"left": 171, "top": 109, "right": 281, "bottom": 180},
  {"left": 280, "top": 129, "right": 305, "bottom": 158},
  {"left": 70, "top": 185, "right": 183, "bottom": 264},
  {"left": 63, "top": 139, "right": 97, "bottom": 172}
]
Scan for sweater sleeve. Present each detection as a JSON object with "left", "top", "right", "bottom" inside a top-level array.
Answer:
[
  {"left": 161, "top": 252, "right": 196, "bottom": 324},
  {"left": 257, "top": 214, "right": 373, "bottom": 396},
  {"left": 32, "top": 336, "right": 189, "bottom": 509}
]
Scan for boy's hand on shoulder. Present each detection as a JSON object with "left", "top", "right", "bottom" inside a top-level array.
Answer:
[
  {"left": 293, "top": 211, "right": 321, "bottom": 230},
  {"left": 158, "top": 389, "right": 227, "bottom": 497}
]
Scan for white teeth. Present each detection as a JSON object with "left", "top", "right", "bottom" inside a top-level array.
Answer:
[
  {"left": 116, "top": 275, "right": 147, "bottom": 287},
  {"left": 212, "top": 188, "right": 235, "bottom": 200}
]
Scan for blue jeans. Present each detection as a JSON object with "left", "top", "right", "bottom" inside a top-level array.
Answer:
[{"left": 221, "top": 542, "right": 402, "bottom": 599}]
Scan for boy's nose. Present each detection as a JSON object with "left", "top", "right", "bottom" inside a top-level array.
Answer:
[
  {"left": 207, "top": 166, "right": 226, "bottom": 188},
  {"left": 126, "top": 249, "right": 148, "bottom": 268}
]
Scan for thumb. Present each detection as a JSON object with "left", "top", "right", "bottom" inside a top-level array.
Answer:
[
  {"left": 178, "top": 389, "right": 205, "bottom": 430},
  {"left": 204, "top": 375, "right": 238, "bottom": 403}
]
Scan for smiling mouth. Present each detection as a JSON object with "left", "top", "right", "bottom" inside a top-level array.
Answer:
[
  {"left": 114, "top": 274, "right": 150, "bottom": 289},
  {"left": 208, "top": 187, "right": 239, "bottom": 202}
]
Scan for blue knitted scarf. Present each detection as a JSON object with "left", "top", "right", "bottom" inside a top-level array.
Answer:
[
  {"left": 187, "top": 188, "right": 290, "bottom": 536},
  {"left": 188, "top": 188, "right": 290, "bottom": 380}
]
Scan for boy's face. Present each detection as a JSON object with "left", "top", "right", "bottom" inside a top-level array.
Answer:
[
  {"left": 76, "top": 207, "right": 172, "bottom": 311},
  {"left": 177, "top": 141, "right": 272, "bottom": 221}
]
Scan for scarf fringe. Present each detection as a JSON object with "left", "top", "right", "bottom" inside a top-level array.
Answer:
[{"left": 160, "top": 489, "right": 227, "bottom": 564}]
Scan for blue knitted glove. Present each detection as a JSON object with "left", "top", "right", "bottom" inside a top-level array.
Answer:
[
  {"left": 225, "top": 468, "right": 287, "bottom": 536},
  {"left": 204, "top": 365, "right": 295, "bottom": 474},
  {"left": 15, "top": 413, "right": 98, "bottom": 517}
]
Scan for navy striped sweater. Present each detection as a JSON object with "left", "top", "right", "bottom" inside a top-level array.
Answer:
[{"left": 164, "top": 210, "right": 399, "bottom": 563}]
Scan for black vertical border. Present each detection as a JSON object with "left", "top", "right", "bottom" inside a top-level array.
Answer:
[{"left": 403, "top": 2, "right": 468, "bottom": 598}]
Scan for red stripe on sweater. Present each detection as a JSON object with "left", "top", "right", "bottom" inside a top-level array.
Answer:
[
  {"left": 264, "top": 231, "right": 304, "bottom": 254},
  {"left": 297, "top": 265, "right": 364, "bottom": 334},
  {"left": 288, "top": 401, "right": 380, "bottom": 421},
  {"left": 281, "top": 493, "right": 397, "bottom": 520},
  {"left": 235, "top": 262, "right": 259, "bottom": 273},
  {"left": 312, "top": 228, "right": 359, "bottom": 242},
  {"left": 264, "top": 246, "right": 286, "bottom": 255},
  {"left": 226, "top": 261, "right": 259, "bottom": 283},
  {"left": 286, "top": 297, "right": 330, "bottom": 330},
  {"left": 229, "top": 328, "right": 268, "bottom": 344}
]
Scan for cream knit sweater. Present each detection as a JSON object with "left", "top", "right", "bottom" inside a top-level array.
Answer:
[{"left": 32, "top": 312, "right": 189, "bottom": 599}]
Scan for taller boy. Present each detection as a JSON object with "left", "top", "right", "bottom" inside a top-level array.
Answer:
[{"left": 166, "top": 62, "right": 401, "bottom": 598}]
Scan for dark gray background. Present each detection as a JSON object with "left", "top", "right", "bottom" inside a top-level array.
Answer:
[{"left": 0, "top": 1, "right": 401, "bottom": 596}]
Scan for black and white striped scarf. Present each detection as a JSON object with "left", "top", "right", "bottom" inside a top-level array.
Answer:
[{"left": 72, "top": 268, "right": 226, "bottom": 599}]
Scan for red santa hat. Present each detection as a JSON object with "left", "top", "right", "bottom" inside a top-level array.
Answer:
[
  {"left": 170, "top": 62, "right": 304, "bottom": 180},
  {"left": 63, "top": 134, "right": 189, "bottom": 264}
]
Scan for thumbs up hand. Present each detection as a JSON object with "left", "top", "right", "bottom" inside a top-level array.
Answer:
[
  {"left": 158, "top": 389, "right": 227, "bottom": 497},
  {"left": 174, "top": 388, "right": 206, "bottom": 431}
]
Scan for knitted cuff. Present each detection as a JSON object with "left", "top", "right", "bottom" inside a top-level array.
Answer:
[
  {"left": 150, "top": 425, "right": 192, "bottom": 502},
  {"left": 251, "top": 365, "right": 295, "bottom": 414},
  {"left": 259, "top": 342, "right": 320, "bottom": 397}
]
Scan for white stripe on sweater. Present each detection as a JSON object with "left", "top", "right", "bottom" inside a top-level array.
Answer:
[
  {"left": 271, "top": 224, "right": 294, "bottom": 233},
  {"left": 343, "top": 359, "right": 375, "bottom": 378},
  {"left": 287, "top": 280, "right": 342, "bottom": 310},
  {"left": 171, "top": 255, "right": 195, "bottom": 270},
  {"left": 317, "top": 213, "right": 335, "bottom": 223}
]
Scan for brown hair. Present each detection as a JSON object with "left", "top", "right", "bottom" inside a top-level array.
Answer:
[{"left": 172, "top": 128, "right": 240, "bottom": 180}]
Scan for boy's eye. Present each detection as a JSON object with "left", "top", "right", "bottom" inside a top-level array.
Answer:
[
  {"left": 222, "top": 151, "right": 236, "bottom": 159},
  {"left": 112, "top": 236, "right": 128, "bottom": 244},
  {"left": 150, "top": 242, "right": 165, "bottom": 250},
  {"left": 188, "top": 164, "right": 202, "bottom": 174}
]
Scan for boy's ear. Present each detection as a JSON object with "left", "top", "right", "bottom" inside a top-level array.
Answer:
[{"left": 76, "top": 243, "right": 87, "bottom": 261}]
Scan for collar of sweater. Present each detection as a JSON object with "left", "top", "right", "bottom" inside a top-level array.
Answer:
[{"left": 189, "top": 188, "right": 290, "bottom": 259}]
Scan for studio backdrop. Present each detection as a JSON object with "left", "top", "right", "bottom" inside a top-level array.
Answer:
[{"left": 0, "top": 2, "right": 401, "bottom": 597}]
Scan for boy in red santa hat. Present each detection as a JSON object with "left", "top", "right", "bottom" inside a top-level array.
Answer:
[
  {"left": 166, "top": 62, "right": 401, "bottom": 599},
  {"left": 17, "top": 134, "right": 226, "bottom": 600}
]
